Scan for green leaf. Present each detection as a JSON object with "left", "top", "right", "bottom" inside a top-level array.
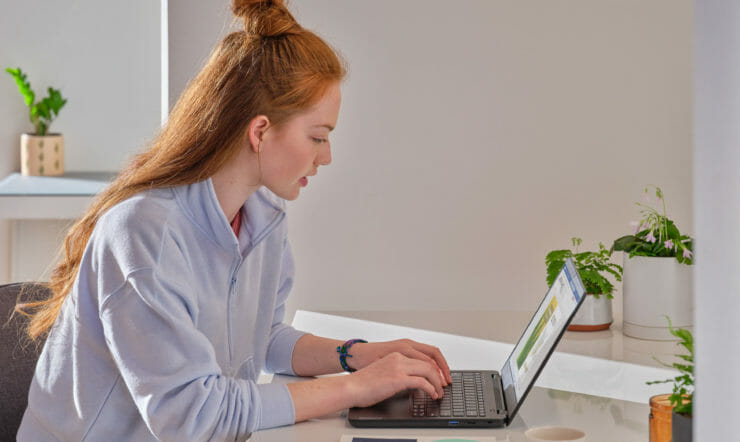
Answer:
[
  {"left": 36, "top": 100, "right": 51, "bottom": 120},
  {"left": 672, "top": 363, "right": 693, "bottom": 374},
  {"left": 612, "top": 235, "right": 640, "bottom": 252},
  {"left": 674, "top": 402, "right": 691, "bottom": 415},
  {"left": 6, "top": 67, "right": 36, "bottom": 108},
  {"left": 646, "top": 378, "right": 673, "bottom": 385},
  {"left": 602, "top": 264, "right": 623, "bottom": 281},
  {"left": 46, "top": 87, "right": 67, "bottom": 115},
  {"left": 545, "top": 249, "right": 572, "bottom": 286},
  {"left": 665, "top": 219, "right": 680, "bottom": 239},
  {"left": 673, "top": 327, "right": 693, "bottom": 342}
]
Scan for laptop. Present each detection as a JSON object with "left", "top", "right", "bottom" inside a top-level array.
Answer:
[{"left": 348, "top": 258, "right": 586, "bottom": 428}]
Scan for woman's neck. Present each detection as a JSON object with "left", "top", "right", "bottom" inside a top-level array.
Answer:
[{"left": 211, "top": 145, "right": 261, "bottom": 222}]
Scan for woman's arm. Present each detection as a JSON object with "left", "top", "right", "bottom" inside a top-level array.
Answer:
[{"left": 289, "top": 334, "right": 345, "bottom": 375}]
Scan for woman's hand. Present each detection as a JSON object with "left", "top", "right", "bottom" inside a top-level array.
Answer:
[
  {"left": 344, "top": 351, "right": 447, "bottom": 408},
  {"left": 288, "top": 337, "right": 454, "bottom": 422},
  {"left": 348, "top": 339, "right": 452, "bottom": 385}
]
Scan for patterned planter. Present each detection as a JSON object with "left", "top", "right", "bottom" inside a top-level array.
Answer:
[{"left": 21, "top": 133, "right": 64, "bottom": 176}]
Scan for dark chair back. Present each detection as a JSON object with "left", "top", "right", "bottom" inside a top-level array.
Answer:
[{"left": 0, "top": 282, "right": 50, "bottom": 440}]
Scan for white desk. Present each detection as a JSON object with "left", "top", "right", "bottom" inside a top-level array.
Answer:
[{"left": 251, "top": 311, "right": 677, "bottom": 441}]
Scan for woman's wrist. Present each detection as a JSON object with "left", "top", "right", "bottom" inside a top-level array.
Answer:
[
  {"left": 288, "top": 373, "right": 358, "bottom": 422},
  {"left": 338, "top": 372, "right": 359, "bottom": 408},
  {"left": 337, "top": 339, "right": 367, "bottom": 372}
]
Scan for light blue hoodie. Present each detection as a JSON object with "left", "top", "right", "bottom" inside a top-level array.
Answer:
[{"left": 18, "top": 179, "right": 306, "bottom": 441}]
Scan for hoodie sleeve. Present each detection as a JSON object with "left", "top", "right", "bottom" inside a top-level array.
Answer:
[
  {"left": 99, "top": 267, "right": 295, "bottom": 441},
  {"left": 264, "top": 240, "right": 307, "bottom": 375}
]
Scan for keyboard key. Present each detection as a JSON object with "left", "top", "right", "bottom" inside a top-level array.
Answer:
[{"left": 413, "top": 372, "right": 490, "bottom": 418}]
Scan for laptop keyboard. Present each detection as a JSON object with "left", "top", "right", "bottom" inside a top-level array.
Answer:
[{"left": 412, "top": 372, "right": 487, "bottom": 418}]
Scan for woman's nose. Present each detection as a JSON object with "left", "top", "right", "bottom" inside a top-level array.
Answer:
[{"left": 317, "top": 145, "right": 332, "bottom": 166}]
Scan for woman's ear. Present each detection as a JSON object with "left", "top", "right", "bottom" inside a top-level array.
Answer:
[{"left": 247, "top": 115, "right": 270, "bottom": 153}]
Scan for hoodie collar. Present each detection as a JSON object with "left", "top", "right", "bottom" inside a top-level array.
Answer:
[{"left": 173, "top": 179, "right": 286, "bottom": 253}]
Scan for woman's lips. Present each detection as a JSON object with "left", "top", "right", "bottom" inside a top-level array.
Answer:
[{"left": 300, "top": 177, "right": 308, "bottom": 187}]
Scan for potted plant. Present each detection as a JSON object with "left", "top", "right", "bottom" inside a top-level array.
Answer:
[
  {"left": 546, "top": 237, "right": 623, "bottom": 331},
  {"left": 612, "top": 186, "right": 694, "bottom": 340},
  {"left": 5, "top": 67, "right": 68, "bottom": 176},
  {"left": 647, "top": 317, "right": 694, "bottom": 442}
]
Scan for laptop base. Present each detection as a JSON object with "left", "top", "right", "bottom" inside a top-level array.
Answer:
[{"left": 348, "top": 370, "right": 507, "bottom": 428}]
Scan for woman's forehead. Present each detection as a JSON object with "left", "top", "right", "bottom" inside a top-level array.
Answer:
[{"left": 292, "top": 84, "right": 341, "bottom": 128}]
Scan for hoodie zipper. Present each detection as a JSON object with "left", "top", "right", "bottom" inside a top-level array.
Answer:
[
  {"left": 226, "top": 210, "right": 286, "bottom": 369},
  {"left": 227, "top": 272, "right": 238, "bottom": 369}
]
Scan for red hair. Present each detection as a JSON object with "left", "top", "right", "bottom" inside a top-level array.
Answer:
[{"left": 19, "top": 0, "right": 347, "bottom": 339}]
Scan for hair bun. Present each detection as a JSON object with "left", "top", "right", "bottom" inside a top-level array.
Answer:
[{"left": 232, "top": 0, "right": 300, "bottom": 38}]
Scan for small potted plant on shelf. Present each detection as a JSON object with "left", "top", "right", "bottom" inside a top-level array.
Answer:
[
  {"left": 5, "top": 67, "right": 68, "bottom": 176},
  {"left": 545, "top": 237, "right": 623, "bottom": 331},
  {"left": 647, "top": 317, "right": 694, "bottom": 442},
  {"left": 611, "top": 186, "right": 694, "bottom": 340}
]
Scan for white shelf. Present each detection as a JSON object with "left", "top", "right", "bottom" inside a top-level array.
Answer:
[{"left": 0, "top": 172, "right": 116, "bottom": 219}]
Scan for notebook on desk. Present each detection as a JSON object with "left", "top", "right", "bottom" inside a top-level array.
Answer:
[{"left": 347, "top": 258, "right": 586, "bottom": 428}]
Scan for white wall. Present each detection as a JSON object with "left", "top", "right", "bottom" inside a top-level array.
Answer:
[
  {"left": 694, "top": 0, "right": 740, "bottom": 438},
  {"left": 168, "top": 0, "right": 233, "bottom": 114},
  {"left": 285, "top": 0, "right": 693, "bottom": 312},
  {"left": 0, "top": 0, "right": 161, "bottom": 282},
  {"left": 2, "top": 1, "right": 694, "bottom": 316},
  {"left": 0, "top": 0, "right": 161, "bottom": 172}
]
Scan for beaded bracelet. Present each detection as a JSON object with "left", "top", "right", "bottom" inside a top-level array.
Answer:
[{"left": 336, "top": 338, "right": 367, "bottom": 372}]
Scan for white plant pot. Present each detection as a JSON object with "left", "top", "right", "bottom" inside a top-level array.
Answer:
[
  {"left": 568, "top": 294, "right": 613, "bottom": 331},
  {"left": 20, "top": 133, "right": 65, "bottom": 176},
  {"left": 622, "top": 255, "right": 693, "bottom": 340}
]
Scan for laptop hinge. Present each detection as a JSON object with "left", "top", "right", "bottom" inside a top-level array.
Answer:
[{"left": 493, "top": 373, "right": 508, "bottom": 416}]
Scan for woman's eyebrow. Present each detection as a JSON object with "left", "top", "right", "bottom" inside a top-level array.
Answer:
[{"left": 313, "top": 124, "right": 335, "bottom": 131}]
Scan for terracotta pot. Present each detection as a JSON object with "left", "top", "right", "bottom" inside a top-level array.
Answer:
[
  {"left": 649, "top": 393, "right": 673, "bottom": 442},
  {"left": 20, "top": 133, "right": 65, "bottom": 176},
  {"left": 622, "top": 256, "right": 693, "bottom": 340},
  {"left": 568, "top": 293, "right": 613, "bottom": 331}
]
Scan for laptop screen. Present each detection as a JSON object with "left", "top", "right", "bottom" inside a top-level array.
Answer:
[{"left": 500, "top": 258, "right": 585, "bottom": 419}]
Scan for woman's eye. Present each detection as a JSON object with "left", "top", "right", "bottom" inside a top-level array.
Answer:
[{"left": 312, "top": 137, "right": 328, "bottom": 144}]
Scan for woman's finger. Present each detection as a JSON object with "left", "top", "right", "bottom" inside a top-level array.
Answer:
[
  {"left": 401, "top": 356, "right": 445, "bottom": 398},
  {"left": 398, "top": 347, "right": 446, "bottom": 386},
  {"left": 402, "top": 341, "right": 453, "bottom": 384},
  {"left": 405, "top": 376, "right": 438, "bottom": 400}
]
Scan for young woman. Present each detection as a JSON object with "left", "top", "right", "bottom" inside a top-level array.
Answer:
[{"left": 17, "top": 1, "right": 451, "bottom": 440}]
